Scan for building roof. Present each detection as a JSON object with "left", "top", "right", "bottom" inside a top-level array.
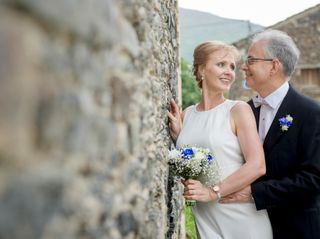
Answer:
[{"left": 233, "top": 3, "right": 320, "bottom": 68}]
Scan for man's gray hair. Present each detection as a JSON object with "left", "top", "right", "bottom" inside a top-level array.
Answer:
[{"left": 251, "top": 29, "right": 300, "bottom": 78}]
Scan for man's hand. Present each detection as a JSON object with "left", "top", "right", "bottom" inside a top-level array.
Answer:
[{"left": 219, "top": 185, "right": 252, "bottom": 203}]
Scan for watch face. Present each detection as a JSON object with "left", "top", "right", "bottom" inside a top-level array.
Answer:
[{"left": 213, "top": 185, "right": 220, "bottom": 192}]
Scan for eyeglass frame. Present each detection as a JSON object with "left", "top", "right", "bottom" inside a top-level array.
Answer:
[{"left": 244, "top": 57, "right": 274, "bottom": 65}]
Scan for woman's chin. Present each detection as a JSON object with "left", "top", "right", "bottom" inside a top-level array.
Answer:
[{"left": 221, "top": 85, "right": 232, "bottom": 92}]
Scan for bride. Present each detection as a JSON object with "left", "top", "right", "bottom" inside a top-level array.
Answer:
[{"left": 168, "top": 40, "right": 272, "bottom": 238}]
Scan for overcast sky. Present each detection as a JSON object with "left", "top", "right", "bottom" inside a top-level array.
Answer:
[{"left": 179, "top": 0, "right": 320, "bottom": 26}]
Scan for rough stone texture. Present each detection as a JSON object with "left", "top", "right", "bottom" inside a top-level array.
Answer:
[
  {"left": 0, "top": 0, "right": 183, "bottom": 238},
  {"left": 229, "top": 4, "right": 320, "bottom": 102}
]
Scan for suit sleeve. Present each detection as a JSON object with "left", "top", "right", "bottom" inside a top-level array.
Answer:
[{"left": 252, "top": 103, "right": 320, "bottom": 210}]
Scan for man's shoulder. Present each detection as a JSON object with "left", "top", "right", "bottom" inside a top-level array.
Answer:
[{"left": 289, "top": 88, "right": 320, "bottom": 112}]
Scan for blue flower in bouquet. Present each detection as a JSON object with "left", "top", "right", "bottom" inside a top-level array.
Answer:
[
  {"left": 278, "top": 114, "right": 293, "bottom": 131},
  {"left": 181, "top": 148, "right": 194, "bottom": 159}
]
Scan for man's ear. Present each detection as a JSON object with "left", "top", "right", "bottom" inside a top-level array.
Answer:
[{"left": 270, "top": 58, "right": 281, "bottom": 75}]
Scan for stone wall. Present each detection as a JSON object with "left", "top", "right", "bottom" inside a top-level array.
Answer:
[{"left": 0, "top": 0, "right": 182, "bottom": 238}]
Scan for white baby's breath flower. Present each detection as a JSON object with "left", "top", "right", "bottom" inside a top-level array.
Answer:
[
  {"left": 202, "top": 148, "right": 210, "bottom": 154},
  {"left": 188, "top": 158, "right": 202, "bottom": 168},
  {"left": 168, "top": 149, "right": 181, "bottom": 159},
  {"left": 193, "top": 151, "right": 205, "bottom": 161}
]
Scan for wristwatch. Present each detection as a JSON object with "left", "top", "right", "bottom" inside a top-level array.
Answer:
[{"left": 212, "top": 185, "right": 221, "bottom": 201}]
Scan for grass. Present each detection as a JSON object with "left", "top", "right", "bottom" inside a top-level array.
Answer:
[{"left": 184, "top": 205, "right": 197, "bottom": 239}]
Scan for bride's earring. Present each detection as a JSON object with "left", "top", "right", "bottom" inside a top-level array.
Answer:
[{"left": 201, "top": 75, "right": 204, "bottom": 81}]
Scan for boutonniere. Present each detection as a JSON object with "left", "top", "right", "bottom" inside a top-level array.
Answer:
[{"left": 278, "top": 114, "right": 293, "bottom": 131}]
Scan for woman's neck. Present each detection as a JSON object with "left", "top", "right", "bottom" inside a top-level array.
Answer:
[{"left": 197, "top": 91, "right": 225, "bottom": 111}]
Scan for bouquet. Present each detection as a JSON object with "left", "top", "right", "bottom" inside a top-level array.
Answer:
[{"left": 168, "top": 146, "right": 220, "bottom": 206}]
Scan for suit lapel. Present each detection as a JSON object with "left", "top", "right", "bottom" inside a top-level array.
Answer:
[
  {"left": 263, "top": 87, "right": 295, "bottom": 151},
  {"left": 248, "top": 100, "right": 260, "bottom": 130}
]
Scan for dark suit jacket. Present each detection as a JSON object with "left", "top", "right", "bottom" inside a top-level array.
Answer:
[{"left": 249, "top": 86, "right": 320, "bottom": 239}]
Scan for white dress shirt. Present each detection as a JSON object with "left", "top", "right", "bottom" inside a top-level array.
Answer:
[{"left": 253, "top": 82, "right": 289, "bottom": 143}]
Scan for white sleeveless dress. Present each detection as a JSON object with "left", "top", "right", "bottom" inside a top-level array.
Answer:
[{"left": 176, "top": 100, "right": 272, "bottom": 239}]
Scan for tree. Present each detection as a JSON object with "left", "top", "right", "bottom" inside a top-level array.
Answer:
[{"left": 181, "top": 58, "right": 200, "bottom": 109}]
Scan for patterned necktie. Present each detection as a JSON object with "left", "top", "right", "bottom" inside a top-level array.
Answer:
[{"left": 252, "top": 96, "right": 269, "bottom": 108}]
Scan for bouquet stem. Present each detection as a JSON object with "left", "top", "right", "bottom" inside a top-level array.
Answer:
[{"left": 186, "top": 199, "right": 196, "bottom": 207}]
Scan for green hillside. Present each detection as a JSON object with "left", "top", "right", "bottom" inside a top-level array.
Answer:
[{"left": 180, "top": 8, "right": 264, "bottom": 63}]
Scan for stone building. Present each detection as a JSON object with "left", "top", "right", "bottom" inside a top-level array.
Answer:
[
  {"left": 229, "top": 3, "right": 320, "bottom": 102},
  {"left": 0, "top": 0, "right": 183, "bottom": 239}
]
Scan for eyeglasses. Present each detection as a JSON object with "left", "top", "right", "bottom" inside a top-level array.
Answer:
[{"left": 245, "top": 57, "right": 273, "bottom": 65}]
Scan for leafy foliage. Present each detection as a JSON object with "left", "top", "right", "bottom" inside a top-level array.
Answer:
[
  {"left": 184, "top": 205, "right": 197, "bottom": 239},
  {"left": 181, "top": 58, "right": 201, "bottom": 109}
]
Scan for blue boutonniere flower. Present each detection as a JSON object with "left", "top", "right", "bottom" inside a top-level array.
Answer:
[{"left": 278, "top": 114, "right": 293, "bottom": 131}]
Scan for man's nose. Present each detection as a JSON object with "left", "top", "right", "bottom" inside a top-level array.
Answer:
[{"left": 240, "top": 63, "right": 248, "bottom": 71}]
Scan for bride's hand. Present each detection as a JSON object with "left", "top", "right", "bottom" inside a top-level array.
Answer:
[
  {"left": 167, "top": 99, "right": 182, "bottom": 141},
  {"left": 183, "top": 179, "right": 215, "bottom": 202}
]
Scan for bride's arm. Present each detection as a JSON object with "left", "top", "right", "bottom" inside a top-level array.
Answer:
[
  {"left": 217, "top": 101, "right": 265, "bottom": 198},
  {"left": 183, "top": 101, "right": 265, "bottom": 202}
]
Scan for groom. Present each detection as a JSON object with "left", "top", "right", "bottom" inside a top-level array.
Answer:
[{"left": 220, "top": 29, "right": 320, "bottom": 238}]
